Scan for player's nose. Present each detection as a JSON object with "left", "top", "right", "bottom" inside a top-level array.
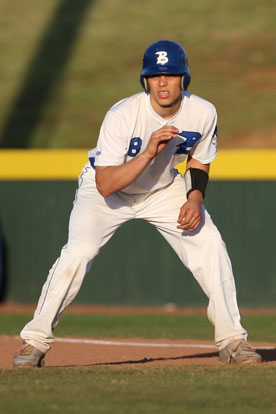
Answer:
[{"left": 158, "top": 76, "right": 168, "bottom": 86}]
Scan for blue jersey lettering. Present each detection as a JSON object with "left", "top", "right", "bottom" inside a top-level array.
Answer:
[{"left": 175, "top": 131, "right": 201, "bottom": 154}]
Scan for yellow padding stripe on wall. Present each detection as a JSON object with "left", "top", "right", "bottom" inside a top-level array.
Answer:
[
  {"left": 0, "top": 150, "right": 88, "bottom": 180},
  {"left": 0, "top": 149, "right": 276, "bottom": 180}
]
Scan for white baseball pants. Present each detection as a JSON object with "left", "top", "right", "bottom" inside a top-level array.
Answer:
[{"left": 21, "top": 163, "right": 247, "bottom": 353}]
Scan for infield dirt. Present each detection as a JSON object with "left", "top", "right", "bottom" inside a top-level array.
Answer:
[{"left": 1, "top": 304, "right": 276, "bottom": 369}]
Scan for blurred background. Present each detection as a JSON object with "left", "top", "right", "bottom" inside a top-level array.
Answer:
[
  {"left": 0, "top": 0, "right": 275, "bottom": 306},
  {"left": 0, "top": 0, "right": 275, "bottom": 149}
]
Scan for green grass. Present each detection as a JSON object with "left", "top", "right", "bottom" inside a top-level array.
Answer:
[
  {"left": 1, "top": 312, "right": 276, "bottom": 342},
  {"left": 0, "top": 0, "right": 275, "bottom": 148},
  {"left": 1, "top": 366, "right": 276, "bottom": 414},
  {"left": 1, "top": 311, "right": 276, "bottom": 413}
]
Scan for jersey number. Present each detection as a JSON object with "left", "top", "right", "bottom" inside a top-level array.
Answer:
[{"left": 128, "top": 137, "right": 142, "bottom": 157}]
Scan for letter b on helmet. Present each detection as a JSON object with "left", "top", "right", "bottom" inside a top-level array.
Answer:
[{"left": 140, "top": 40, "right": 191, "bottom": 92}]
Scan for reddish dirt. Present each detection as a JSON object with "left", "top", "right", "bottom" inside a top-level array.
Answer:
[{"left": 1, "top": 304, "right": 276, "bottom": 369}]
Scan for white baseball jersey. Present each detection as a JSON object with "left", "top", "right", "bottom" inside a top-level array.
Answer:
[{"left": 88, "top": 91, "right": 218, "bottom": 195}]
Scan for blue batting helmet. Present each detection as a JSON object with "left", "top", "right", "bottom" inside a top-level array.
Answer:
[{"left": 140, "top": 40, "right": 191, "bottom": 92}]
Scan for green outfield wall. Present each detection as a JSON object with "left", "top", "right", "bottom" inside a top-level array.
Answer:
[{"left": 0, "top": 150, "right": 276, "bottom": 307}]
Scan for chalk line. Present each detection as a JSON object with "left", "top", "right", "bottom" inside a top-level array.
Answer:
[{"left": 55, "top": 337, "right": 274, "bottom": 350}]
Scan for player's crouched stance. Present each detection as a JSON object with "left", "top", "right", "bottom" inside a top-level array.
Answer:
[{"left": 13, "top": 40, "right": 262, "bottom": 367}]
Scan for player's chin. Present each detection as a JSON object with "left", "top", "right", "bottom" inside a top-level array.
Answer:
[{"left": 159, "top": 99, "right": 177, "bottom": 109}]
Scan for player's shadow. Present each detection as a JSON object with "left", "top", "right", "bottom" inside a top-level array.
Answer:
[
  {"left": 53, "top": 351, "right": 218, "bottom": 368},
  {"left": 53, "top": 348, "right": 276, "bottom": 368},
  {"left": 256, "top": 348, "right": 276, "bottom": 363},
  {"left": 51, "top": 351, "right": 218, "bottom": 368},
  {"left": 91, "top": 351, "right": 218, "bottom": 366}
]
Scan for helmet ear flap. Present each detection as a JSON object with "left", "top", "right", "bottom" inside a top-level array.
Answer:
[
  {"left": 144, "top": 77, "right": 149, "bottom": 93},
  {"left": 182, "top": 74, "right": 191, "bottom": 90},
  {"left": 140, "top": 76, "right": 149, "bottom": 93},
  {"left": 140, "top": 75, "right": 149, "bottom": 93},
  {"left": 180, "top": 75, "right": 185, "bottom": 91}
]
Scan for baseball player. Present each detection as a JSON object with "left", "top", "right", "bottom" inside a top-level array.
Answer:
[{"left": 13, "top": 40, "right": 261, "bottom": 367}]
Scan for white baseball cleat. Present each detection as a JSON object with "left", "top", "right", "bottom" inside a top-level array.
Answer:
[
  {"left": 219, "top": 339, "right": 262, "bottom": 364},
  {"left": 13, "top": 342, "right": 45, "bottom": 367}
]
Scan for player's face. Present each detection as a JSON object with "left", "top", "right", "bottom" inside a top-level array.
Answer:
[{"left": 147, "top": 75, "right": 182, "bottom": 118}]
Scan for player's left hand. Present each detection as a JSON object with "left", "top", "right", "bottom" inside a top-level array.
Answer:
[{"left": 177, "top": 191, "right": 203, "bottom": 232}]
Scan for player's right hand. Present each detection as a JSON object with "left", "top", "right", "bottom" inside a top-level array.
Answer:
[{"left": 143, "top": 126, "right": 179, "bottom": 159}]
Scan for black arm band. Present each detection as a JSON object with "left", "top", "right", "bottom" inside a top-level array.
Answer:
[{"left": 184, "top": 168, "right": 209, "bottom": 199}]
